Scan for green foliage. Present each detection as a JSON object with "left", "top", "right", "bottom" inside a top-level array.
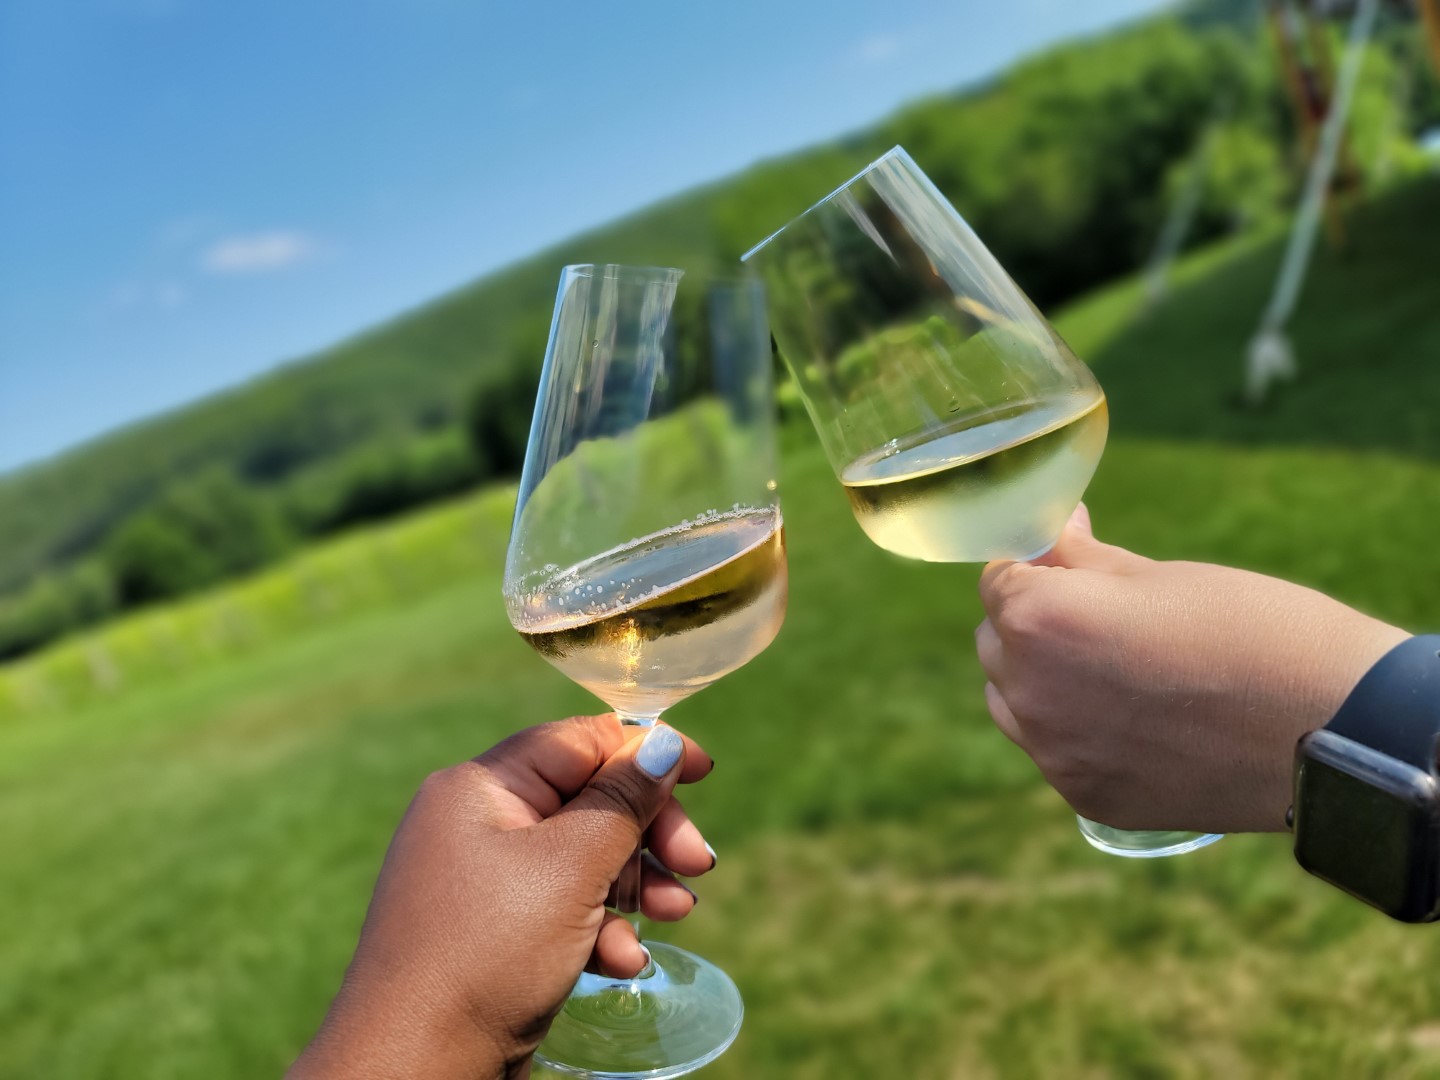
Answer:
[
  {"left": 6, "top": 177, "right": 1440, "bottom": 1076},
  {"left": 466, "top": 362, "right": 540, "bottom": 478},
  {"left": 1408, "top": 45, "right": 1440, "bottom": 135},
  {"left": 878, "top": 22, "right": 1261, "bottom": 300},
  {"left": 1179, "top": 0, "right": 1266, "bottom": 32},
  {"left": 0, "top": 431, "right": 487, "bottom": 664},
  {"left": 0, "top": 560, "right": 117, "bottom": 661},
  {"left": 284, "top": 427, "right": 482, "bottom": 534},
  {"left": 1171, "top": 120, "right": 1287, "bottom": 235},
  {"left": 104, "top": 470, "right": 293, "bottom": 605},
  {"left": 0, "top": 488, "right": 512, "bottom": 715},
  {"left": 1344, "top": 40, "right": 1406, "bottom": 179},
  {"left": 0, "top": 168, "right": 1435, "bottom": 1080},
  {"left": 1093, "top": 179, "right": 1440, "bottom": 472},
  {"left": 510, "top": 401, "right": 763, "bottom": 581},
  {"left": 0, "top": 8, "right": 1433, "bottom": 661}
]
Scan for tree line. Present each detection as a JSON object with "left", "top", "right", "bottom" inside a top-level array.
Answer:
[
  {"left": 0, "top": 5, "right": 1433, "bottom": 662},
  {"left": 0, "top": 368, "right": 537, "bottom": 661}
]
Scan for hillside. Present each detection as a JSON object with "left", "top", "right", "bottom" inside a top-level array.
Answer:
[
  {"left": 0, "top": 13, "right": 1280, "bottom": 598},
  {"left": 2, "top": 0, "right": 1429, "bottom": 665},
  {"left": 5, "top": 174, "right": 1440, "bottom": 1077},
  {"left": 8, "top": 171, "right": 1440, "bottom": 716},
  {"left": 0, "top": 190, "right": 741, "bottom": 596}
]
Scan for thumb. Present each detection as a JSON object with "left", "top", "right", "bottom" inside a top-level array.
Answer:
[
  {"left": 1029, "top": 502, "right": 1133, "bottom": 571},
  {"left": 1066, "top": 500, "right": 1094, "bottom": 538},
  {"left": 540, "top": 724, "right": 685, "bottom": 890}
]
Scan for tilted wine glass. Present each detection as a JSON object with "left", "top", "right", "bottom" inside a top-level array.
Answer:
[
  {"left": 743, "top": 146, "right": 1221, "bottom": 859},
  {"left": 503, "top": 265, "right": 785, "bottom": 1077}
]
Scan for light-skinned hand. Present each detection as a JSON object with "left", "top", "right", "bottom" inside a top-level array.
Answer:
[{"left": 976, "top": 504, "right": 1409, "bottom": 833}]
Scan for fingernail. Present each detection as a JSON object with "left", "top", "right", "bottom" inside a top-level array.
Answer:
[
  {"left": 636, "top": 726, "right": 684, "bottom": 779},
  {"left": 682, "top": 883, "right": 699, "bottom": 906},
  {"left": 704, "top": 842, "right": 717, "bottom": 869}
]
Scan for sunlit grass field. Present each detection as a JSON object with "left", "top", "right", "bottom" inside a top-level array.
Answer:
[{"left": 4, "top": 182, "right": 1440, "bottom": 1078}]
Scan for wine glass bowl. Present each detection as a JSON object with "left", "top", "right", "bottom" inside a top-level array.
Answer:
[
  {"left": 513, "top": 510, "right": 786, "bottom": 720},
  {"left": 744, "top": 147, "right": 1221, "bottom": 860},
  {"left": 743, "top": 146, "right": 1108, "bottom": 565},
  {"left": 503, "top": 264, "right": 781, "bottom": 1077}
]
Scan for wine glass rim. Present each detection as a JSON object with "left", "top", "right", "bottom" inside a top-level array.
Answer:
[
  {"left": 561, "top": 264, "right": 759, "bottom": 289},
  {"left": 563, "top": 263, "right": 686, "bottom": 281},
  {"left": 739, "top": 144, "right": 915, "bottom": 264}
]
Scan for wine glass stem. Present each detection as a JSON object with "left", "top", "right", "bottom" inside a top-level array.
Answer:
[{"left": 615, "top": 711, "right": 660, "bottom": 979}]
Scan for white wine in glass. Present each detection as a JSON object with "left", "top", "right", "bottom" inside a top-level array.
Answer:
[
  {"left": 744, "top": 147, "right": 1222, "bottom": 859},
  {"left": 504, "top": 264, "right": 784, "bottom": 1077},
  {"left": 515, "top": 512, "right": 786, "bottom": 719},
  {"left": 841, "top": 391, "right": 1108, "bottom": 564}
]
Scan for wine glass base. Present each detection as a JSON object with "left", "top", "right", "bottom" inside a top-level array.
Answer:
[
  {"left": 1077, "top": 816, "right": 1225, "bottom": 858},
  {"left": 534, "top": 941, "right": 743, "bottom": 1079}
]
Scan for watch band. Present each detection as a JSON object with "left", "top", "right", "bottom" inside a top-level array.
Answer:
[{"left": 1325, "top": 635, "right": 1440, "bottom": 771}]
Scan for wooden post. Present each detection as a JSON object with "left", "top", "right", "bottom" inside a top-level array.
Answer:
[
  {"left": 1422, "top": 0, "right": 1440, "bottom": 75},
  {"left": 1269, "top": 1, "right": 1316, "bottom": 146},
  {"left": 1268, "top": 0, "right": 1356, "bottom": 250},
  {"left": 1245, "top": 0, "right": 1379, "bottom": 403}
]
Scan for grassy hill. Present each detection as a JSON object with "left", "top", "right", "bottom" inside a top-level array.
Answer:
[
  {"left": 0, "top": 7, "right": 1299, "bottom": 609},
  {"left": 0, "top": 189, "right": 747, "bottom": 597},
  {"left": 4, "top": 176, "right": 1440, "bottom": 1077},
  {"left": 1097, "top": 181, "right": 1440, "bottom": 465}
]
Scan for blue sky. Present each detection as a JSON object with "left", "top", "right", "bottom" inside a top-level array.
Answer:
[{"left": 0, "top": 0, "right": 1170, "bottom": 473}]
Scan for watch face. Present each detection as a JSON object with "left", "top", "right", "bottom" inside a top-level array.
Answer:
[{"left": 1293, "top": 732, "right": 1440, "bottom": 922}]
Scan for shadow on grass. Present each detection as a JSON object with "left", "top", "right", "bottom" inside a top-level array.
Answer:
[{"left": 1090, "top": 179, "right": 1440, "bottom": 462}]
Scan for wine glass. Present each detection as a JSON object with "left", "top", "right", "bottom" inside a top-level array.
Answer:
[
  {"left": 742, "top": 146, "right": 1221, "bottom": 859},
  {"left": 503, "top": 264, "right": 784, "bottom": 1076}
]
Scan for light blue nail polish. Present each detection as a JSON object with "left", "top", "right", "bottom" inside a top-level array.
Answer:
[
  {"left": 636, "top": 726, "right": 684, "bottom": 779},
  {"left": 704, "top": 842, "right": 717, "bottom": 868}
]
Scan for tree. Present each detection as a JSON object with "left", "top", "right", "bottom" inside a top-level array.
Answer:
[
  {"left": 104, "top": 470, "right": 291, "bottom": 605},
  {"left": 0, "top": 561, "right": 118, "bottom": 661},
  {"left": 467, "top": 362, "right": 540, "bottom": 478}
]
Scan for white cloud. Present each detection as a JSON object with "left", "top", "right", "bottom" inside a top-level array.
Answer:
[
  {"left": 855, "top": 34, "right": 902, "bottom": 65},
  {"left": 201, "top": 230, "right": 319, "bottom": 274}
]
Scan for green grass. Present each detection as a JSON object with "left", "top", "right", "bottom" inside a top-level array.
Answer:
[
  {"left": 0, "top": 489, "right": 516, "bottom": 723},
  {"left": 6, "top": 179, "right": 1440, "bottom": 1079}
]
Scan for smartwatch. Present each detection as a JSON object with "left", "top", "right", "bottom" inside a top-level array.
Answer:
[{"left": 1291, "top": 635, "right": 1440, "bottom": 923}]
